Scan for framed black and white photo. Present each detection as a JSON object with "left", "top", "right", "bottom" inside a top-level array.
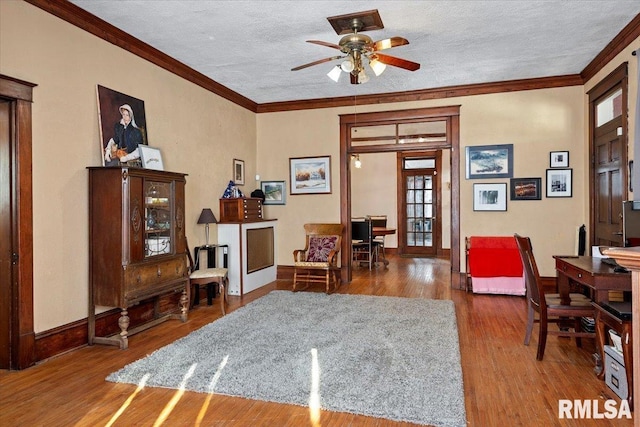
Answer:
[
  {"left": 510, "top": 177, "right": 542, "bottom": 201},
  {"left": 546, "top": 168, "right": 572, "bottom": 197},
  {"left": 465, "top": 144, "right": 513, "bottom": 179},
  {"left": 550, "top": 151, "right": 569, "bottom": 168},
  {"left": 473, "top": 183, "right": 507, "bottom": 211},
  {"left": 260, "top": 180, "right": 286, "bottom": 205}
]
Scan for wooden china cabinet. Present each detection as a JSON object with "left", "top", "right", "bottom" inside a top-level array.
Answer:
[{"left": 87, "top": 167, "right": 189, "bottom": 349}]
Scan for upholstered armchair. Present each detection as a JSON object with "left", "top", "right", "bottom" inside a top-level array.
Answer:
[{"left": 293, "top": 223, "right": 344, "bottom": 294}]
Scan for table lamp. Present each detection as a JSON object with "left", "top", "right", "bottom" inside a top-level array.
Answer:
[{"left": 197, "top": 208, "right": 217, "bottom": 247}]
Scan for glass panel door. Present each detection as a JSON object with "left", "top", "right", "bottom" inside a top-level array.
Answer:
[
  {"left": 402, "top": 167, "right": 437, "bottom": 256},
  {"left": 144, "top": 181, "right": 172, "bottom": 257}
]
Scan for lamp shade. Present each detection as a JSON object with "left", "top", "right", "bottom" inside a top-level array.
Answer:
[{"left": 197, "top": 208, "right": 217, "bottom": 225}]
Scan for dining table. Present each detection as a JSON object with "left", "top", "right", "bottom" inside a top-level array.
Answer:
[{"left": 372, "top": 227, "right": 396, "bottom": 265}]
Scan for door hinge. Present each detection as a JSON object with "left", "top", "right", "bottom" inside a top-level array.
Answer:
[{"left": 11, "top": 252, "right": 18, "bottom": 264}]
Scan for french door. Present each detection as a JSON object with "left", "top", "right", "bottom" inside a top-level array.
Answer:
[{"left": 398, "top": 153, "right": 440, "bottom": 257}]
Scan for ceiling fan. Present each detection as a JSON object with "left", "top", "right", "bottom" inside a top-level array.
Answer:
[{"left": 291, "top": 10, "right": 420, "bottom": 84}]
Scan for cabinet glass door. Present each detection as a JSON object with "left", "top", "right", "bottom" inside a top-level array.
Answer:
[{"left": 144, "top": 181, "right": 172, "bottom": 257}]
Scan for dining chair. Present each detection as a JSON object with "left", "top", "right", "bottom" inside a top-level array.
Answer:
[
  {"left": 514, "top": 234, "right": 595, "bottom": 360},
  {"left": 369, "top": 214, "right": 388, "bottom": 262},
  {"left": 185, "top": 237, "right": 228, "bottom": 315},
  {"left": 352, "top": 217, "right": 379, "bottom": 270}
]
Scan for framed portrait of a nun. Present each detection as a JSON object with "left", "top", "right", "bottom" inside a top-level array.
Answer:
[{"left": 96, "top": 85, "right": 148, "bottom": 167}]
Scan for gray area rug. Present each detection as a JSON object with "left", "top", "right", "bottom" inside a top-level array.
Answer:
[{"left": 107, "top": 291, "right": 466, "bottom": 427}]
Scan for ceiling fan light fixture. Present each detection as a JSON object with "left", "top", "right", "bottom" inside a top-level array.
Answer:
[
  {"left": 341, "top": 58, "right": 355, "bottom": 73},
  {"left": 358, "top": 69, "right": 369, "bottom": 84},
  {"left": 327, "top": 65, "right": 342, "bottom": 82},
  {"left": 369, "top": 58, "right": 386, "bottom": 76}
]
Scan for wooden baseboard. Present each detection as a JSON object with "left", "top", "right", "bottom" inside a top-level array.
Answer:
[{"left": 35, "top": 292, "right": 183, "bottom": 363}]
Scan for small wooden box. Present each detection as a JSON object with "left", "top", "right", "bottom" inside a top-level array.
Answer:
[{"left": 219, "top": 198, "right": 263, "bottom": 222}]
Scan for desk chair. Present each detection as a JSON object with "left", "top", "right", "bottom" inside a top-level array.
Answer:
[
  {"left": 514, "top": 234, "right": 594, "bottom": 360},
  {"left": 352, "top": 218, "right": 379, "bottom": 270},
  {"left": 293, "top": 223, "right": 343, "bottom": 294},
  {"left": 185, "top": 238, "right": 228, "bottom": 315}
]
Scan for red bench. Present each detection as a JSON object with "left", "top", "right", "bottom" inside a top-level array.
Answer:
[{"left": 466, "top": 236, "right": 525, "bottom": 295}]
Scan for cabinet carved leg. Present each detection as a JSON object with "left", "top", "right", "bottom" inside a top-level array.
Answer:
[
  {"left": 118, "top": 309, "right": 130, "bottom": 349},
  {"left": 179, "top": 290, "right": 189, "bottom": 322}
]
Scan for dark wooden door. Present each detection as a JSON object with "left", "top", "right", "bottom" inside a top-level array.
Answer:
[
  {"left": 0, "top": 99, "right": 11, "bottom": 368},
  {"left": 593, "top": 117, "right": 625, "bottom": 247}
]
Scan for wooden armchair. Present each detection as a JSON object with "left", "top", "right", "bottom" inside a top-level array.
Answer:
[{"left": 293, "top": 223, "right": 344, "bottom": 294}]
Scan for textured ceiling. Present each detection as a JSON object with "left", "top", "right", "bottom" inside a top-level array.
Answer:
[{"left": 70, "top": 1, "right": 640, "bottom": 104}]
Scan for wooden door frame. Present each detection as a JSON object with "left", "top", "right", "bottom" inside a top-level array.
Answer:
[
  {"left": 339, "top": 105, "right": 461, "bottom": 287},
  {"left": 588, "top": 63, "right": 628, "bottom": 249},
  {"left": 0, "top": 75, "right": 36, "bottom": 370}
]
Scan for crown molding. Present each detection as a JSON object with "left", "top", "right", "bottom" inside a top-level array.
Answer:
[
  {"left": 256, "top": 75, "right": 583, "bottom": 113},
  {"left": 26, "top": 1, "right": 636, "bottom": 114}
]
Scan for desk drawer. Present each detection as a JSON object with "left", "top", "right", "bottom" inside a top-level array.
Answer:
[{"left": 556, "top": 259, "right": 595, "bottom": 287}]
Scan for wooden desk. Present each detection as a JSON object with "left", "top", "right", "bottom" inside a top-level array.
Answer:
[
  {"left": 554, "top": 256, "right": 631, "bottom": 303},
  {"left": 555, "top": 255, "right": 633, "bottom": 411}
]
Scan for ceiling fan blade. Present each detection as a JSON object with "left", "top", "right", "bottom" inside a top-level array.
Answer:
[
  {"left": 306, "top": 40, "right": 342, "bottom": 50},
  {"left": 372, "top": 37, "right": 409, "bottom": 51},
  {"left": 374, "top": 53, "right": 421, "bottom": 71},
  {"left": 291, "top": 55, "right": 343, "bottom": 71}
]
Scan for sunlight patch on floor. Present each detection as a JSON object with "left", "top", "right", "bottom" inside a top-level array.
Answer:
[
  {"left": 105, "top": 373, "right": 149, "bottom": 427},
  {"left": 196, "top": 355, "right": 229, "bottom": 426},
  {"left": 309, "top": 348, "right": 321, "bottom": 427},
  {"left": 152, "top": 363, "right": 197, "bottom": 427}
]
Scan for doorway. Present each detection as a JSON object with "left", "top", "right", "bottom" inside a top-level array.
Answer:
[
  {"left": 588, "top": 64, "right": 628, "bottom": 248},
  {"left": 340, "top": 106, "right": 461, "bottom": 286},
  {"left": 0, "top": 75, "right": 36, "bottom": 370},
  {"left": 397, "top": 152, "right": 442, "bottom": 257}
]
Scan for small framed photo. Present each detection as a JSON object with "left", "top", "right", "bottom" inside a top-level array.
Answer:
[
  {"left": 546, "top": 168, "right": 572, "bottom": 197},
  {"left": 466, "top": 144, "right": 513, "bottom": 179},
  {"left": 139, "top": 146, "right": 164, "bottom": 170},
  {"left": 290, "top": 156, "right": 331, "bottom": 195},
  {"left": 510, "top": 177, "right": 542, "bottom": 201},
  {"left": 233, "top": 159, "right": 245, "bottom": 185},
  {"left": 550, "top": 151, "right": 569, "bottom": 168},
  {"left": 473, "top": 183, "right": 507, "bottom": 211},
  {"left": 261, "top": 180, "right": 286, "bottom": 205}
]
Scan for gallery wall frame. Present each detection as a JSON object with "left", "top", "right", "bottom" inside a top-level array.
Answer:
[
  {"left": 550, "top": 151, "right": 569, "bottom": 168},
  {"left": 473, "top": 183, "right": 507, "bottom": 211},
  {"left": 261, "top": 180, "right": 286, "bottom": 205},
  {"left": 510, "top": 177, "right": 542, "bottom": 201},
  {"left": 290, "top": 156, "right": 331, "bottom": 195},
  {"left": 233, "top": 159, "right": 245, "bottom": 185},
  {"left": 466, "top": 144, "right": 513, "bottom": 179},
  {"left": 546, "top": 168, "right": 573, "bottom": 197}
]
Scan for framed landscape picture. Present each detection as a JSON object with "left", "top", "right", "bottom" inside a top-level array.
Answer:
[
  {"left": 289, "top": 156, "right": 331, "bottom": 195},
  {"left": 473, "top": 183, "right": 507, "bottom": 211},
  {"left": 466, "top": 144, "right": 513, "bottom": 179},
  {"left": 261, "top": 180, "right": 286, "bottom": 205},
  {"left": 510, "top": 177, "right": 542, "bottom": 200}
]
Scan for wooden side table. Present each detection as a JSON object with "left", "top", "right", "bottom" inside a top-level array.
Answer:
[{"left": 593, "top": 302, "right": 633, "bottom": 410}]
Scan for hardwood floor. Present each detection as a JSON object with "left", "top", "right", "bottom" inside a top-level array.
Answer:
[{"left": 0, "top": 255, "right": 633, "bottom": 426}]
